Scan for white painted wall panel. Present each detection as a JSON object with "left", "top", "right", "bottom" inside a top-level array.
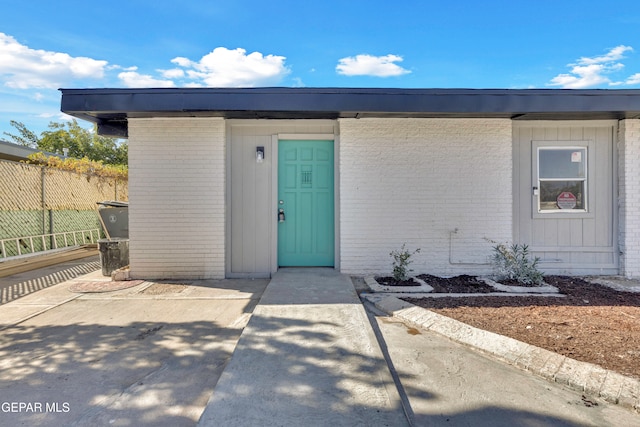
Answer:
[
  {"left": 128, "top": 118, "right": 226, "bottom": 279},
  {"left": 338, "top": 118, "right": 512, "bottom": 276},
  {"left": 619, "top": 119, "right": 640, "bottom": 277}
]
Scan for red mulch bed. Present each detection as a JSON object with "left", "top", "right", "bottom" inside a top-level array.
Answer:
[{"left": 404, "top": 276, "right": 640, "bottom": 380}]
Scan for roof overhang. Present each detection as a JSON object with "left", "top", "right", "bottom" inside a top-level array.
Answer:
[
  {"left": 59, "top": 87, "right": 640, "bottom": 138},
  {"left": 0, "top": 139, "right": 63, "bottom": 162}
]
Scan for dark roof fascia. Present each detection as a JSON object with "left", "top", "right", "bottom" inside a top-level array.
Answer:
[{"left": 60, "top": 88, "right": 640, "bottom": 137}]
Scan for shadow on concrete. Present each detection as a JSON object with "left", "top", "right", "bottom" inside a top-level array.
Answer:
[
  {"left": 0, "top": 259, "right": 100, "bottom": 305},
  {"left": 0, "top": 270, "right": 611, "bottom": 426},
  {"left": 0, "top": 319, "right": 242, "bottom": 426},
  {"left": 0, "top": 278, "right": 267, "bottom": 426},
  {"left": 370, "top": 316, "right": 591, "bottom": 427},
  {"left": 198, "top": 310, "right": 411, "bottom": 426}
]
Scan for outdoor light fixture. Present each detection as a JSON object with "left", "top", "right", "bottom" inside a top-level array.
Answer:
[{"left": 256, "top": 146, "right": 265, "bottom": 163}]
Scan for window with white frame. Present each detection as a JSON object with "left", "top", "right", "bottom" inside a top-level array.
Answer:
[{"left": 537, "top": 146, "right": 587, "bottom": 212}]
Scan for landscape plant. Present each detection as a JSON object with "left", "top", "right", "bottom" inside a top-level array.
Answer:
[
  {"left": 490, "top": 242, "right": 544, "bottom": 285},
  {"left": 390, "top": 243, "right": 421, "bottom": 282}
]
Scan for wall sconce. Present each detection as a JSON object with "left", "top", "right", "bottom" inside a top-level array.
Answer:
[{"left": 256, "top": 146, "right": 265, "bottom": 163}]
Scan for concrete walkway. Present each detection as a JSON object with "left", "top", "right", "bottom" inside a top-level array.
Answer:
[
  {"left": 198, "top": 268, "right": 408, "bottom": 426},
  {"left": 199, "top": 268, "right": 639, "bottom": 427}
]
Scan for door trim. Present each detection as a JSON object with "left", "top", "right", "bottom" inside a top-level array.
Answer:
[{"left": 270, "top": 134, "right": 338, "bottom": 273}]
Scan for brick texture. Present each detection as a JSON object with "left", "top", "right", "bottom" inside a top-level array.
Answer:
[
  {"left": 338, "top": 118, "right": 512, "bottom": 276},
  {"left": 128, "top": 118, "right": 225, "bottom": 279},
  {"left": 618, "top": 119, "right": 640, "bottom": 278}
]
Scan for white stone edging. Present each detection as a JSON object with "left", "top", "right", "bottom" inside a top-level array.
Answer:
[
  {"left": 480, "top": 277, "right": 559, "bottom": 294},
  {"left": 364, "top": 276, "right": 433, "bottom": 293},
  {"left": 365, "top": 275, "right": 560, "bottom": 294},
  {"left": 585, "top": 277, "right": 640, "bottom": 293}
]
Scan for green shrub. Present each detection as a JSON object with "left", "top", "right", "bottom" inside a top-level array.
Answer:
[
  {"left": 490, "top": 242, "right": 544, "bottom": 285},
  {"left": 390, "top": 244, "right": 421, "bottom": 281}
]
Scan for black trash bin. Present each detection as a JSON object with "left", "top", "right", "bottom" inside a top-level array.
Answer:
[
  {"left": 98, "top": 238, "right": 129, "bottom": 276},
  {"left": 97, "top": 201, "right": 129, "bottom": 238}
]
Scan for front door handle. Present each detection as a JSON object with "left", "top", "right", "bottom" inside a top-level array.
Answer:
[{"left": 278, "top": 208, "right": 286, "bottom": 222}]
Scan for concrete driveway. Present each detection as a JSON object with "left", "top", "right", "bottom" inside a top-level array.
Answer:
[
  {"left": 0, "top": 270, "right": 267, "bottom": 426},
  {"left": 371, "top": 314, "right": 640, "bottom": 427},
  {"left": 2, "top": 265, "right": 639, "bottom": 426}
]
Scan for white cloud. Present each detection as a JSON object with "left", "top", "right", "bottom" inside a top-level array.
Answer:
[
  {"left": 336, "top": 54, "right": 410, "bottom": 77},
  {"left": 58, "top": 112, "right": 77, "bottom": 122},
  {"left": 108, "top": 65, "right": 138, "bottom": 72},
  {"left": 169, "top": 47, "right": 290, "bottom": 87},
  {"left": 627, "top": 73, "right": 640, "bottom": 85},
  {"left": 117, "top": 71, "right": 176, "bottom": 88},
  {"left": 171, "top": 57, "right": 193, "bottom": 68},
  {"left": 549, "top": 64, "right": 613, "bottom": 88},
  {"left": 548, "top": 45, "right": 636, "bottom": 88},
  {"left": 0, "top": 32, "right": 108, "bottom": 89},
  {"left": 161, "top": 68, "right": 185, "bottom": 79},
  {"left": 576, "top": 45, "right": 632, "bottom": 65}
]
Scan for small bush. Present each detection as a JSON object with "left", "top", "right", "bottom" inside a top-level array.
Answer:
[
  {"left": 390, "top": 244, "right": 421, "bottom": 281},
  {"left": 490, "top": 242, "right": 544, "bottom": 286}
]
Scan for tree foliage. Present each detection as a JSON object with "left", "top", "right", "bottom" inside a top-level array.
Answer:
[
  {"left": 27, "top": 152, "right": 128, "bottom": 181},
  {"left": 3, "top": 120, "right": 39, "bottom": 148},
  {"left": 3, "top": 120, "right": 127, "bottom": 166}
]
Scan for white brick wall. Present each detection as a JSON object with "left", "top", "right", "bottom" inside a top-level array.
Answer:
[
  {"left": 619, "top": 119, "right": 640, "bottom": 278},
  {"left": 338, "top": 118, "right": 512, "bottom": 276},
  {"left": 128, "top": 118, "right": 225, "bottom": 279}
]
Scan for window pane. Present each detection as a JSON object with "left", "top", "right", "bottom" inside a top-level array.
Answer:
[
  {"left": 539, "top": 181, "right": 585, "bottom": 211},
  {"left": 539, "top": 149, "right": 586, "bottom": 179}
]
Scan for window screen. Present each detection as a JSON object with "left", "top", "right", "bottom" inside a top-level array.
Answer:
[{"left": 538, "top": 147, "right": 587, "bottom": 212}]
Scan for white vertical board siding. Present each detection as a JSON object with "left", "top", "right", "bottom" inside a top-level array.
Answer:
[
  {"left": 339, "top": 118, "right": 512, "bottom": 277},
  {"left": 514, "top": 122, "right": 617, "bottom": 275},
  {"left": 619, "top": 119, "right": 640, "bottom": 278},
  {"left": 128, "top": 118, "right": 226, "bottom": 279}
]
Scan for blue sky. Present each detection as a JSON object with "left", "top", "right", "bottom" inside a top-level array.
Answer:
[{"left": 1, "top": 0, "right": 639, "bottom": 138}]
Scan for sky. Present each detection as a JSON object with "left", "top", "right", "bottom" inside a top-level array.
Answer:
[{"left": 1, "top": 0, "right": 639, "bottom": 139}]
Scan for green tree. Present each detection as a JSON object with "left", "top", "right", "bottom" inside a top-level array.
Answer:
[
  {"left": 3, "top": 120, "right": 40, "bottom": 148},
  {"left": 4, "top": 120, "right": 127, "bottom": 165}
]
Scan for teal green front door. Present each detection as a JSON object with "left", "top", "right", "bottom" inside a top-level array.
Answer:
[{"left": 278, "top": 140, "right": 334, "bottom": 267}]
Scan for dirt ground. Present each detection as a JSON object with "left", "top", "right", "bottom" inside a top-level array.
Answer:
[{"left": 401, "top": 276, "right": 640, "bottom": 380}]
